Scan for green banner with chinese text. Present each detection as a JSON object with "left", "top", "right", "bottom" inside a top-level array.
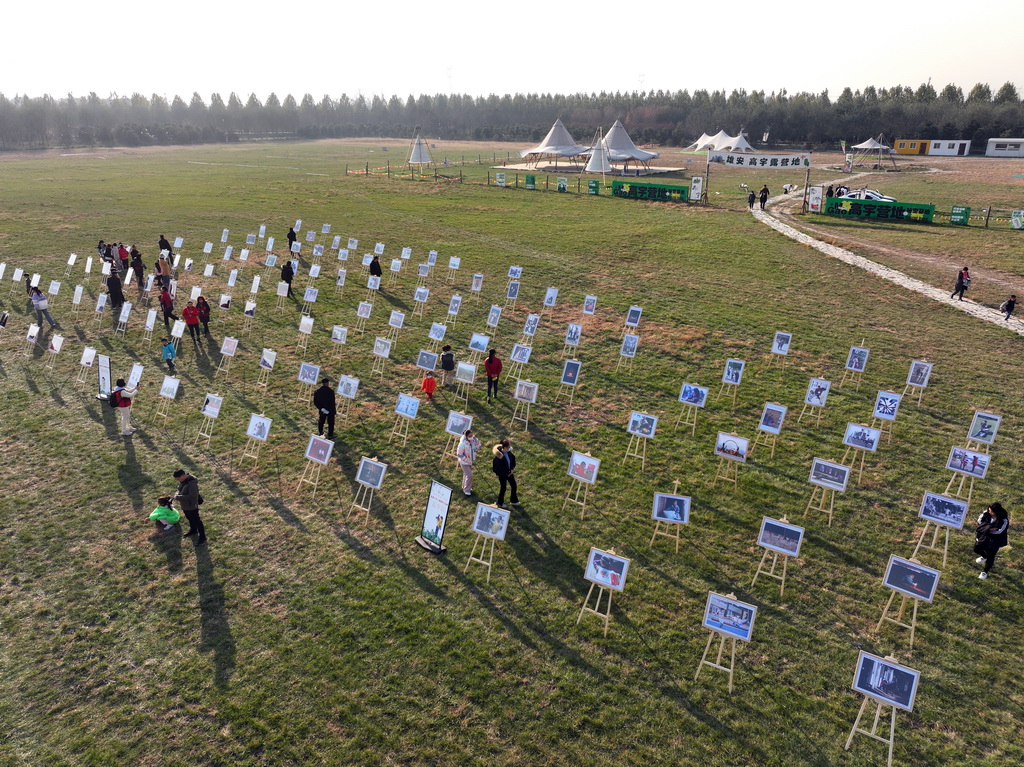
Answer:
[
  {"left": 825, "top": 197, "right": 935, "bottom": 223},
  {"left": 611, "top": 181, "right": 689, "bottom": 203}
]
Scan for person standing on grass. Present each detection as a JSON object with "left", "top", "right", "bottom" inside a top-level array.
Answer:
[
  {"left": 1000, "top": 295, "right": 1016, "bottom": 321},
  {"left": 974, "top": 502, "right": 1010, "bottom": 580},
  {"left": 161, "top": 337, "right": 177, "bottom": 374},
  {"left": 130, "top": 248, "right": 146, "bottom": 290},
  {"left": 491, "top": 439, "right": 520, "bottom": 509},
  {"left": 29, "top": 287, "right": 57, "bottom": 329},
  {"left": 280, "top": 261, "right": 295, "bottom": 297},
  {"left": 826, "top": 184, "right": 834, "bottom": 198},
  {"left": 484, "top": 348, "right": 502, "bottom": 402},
  {"left": 440, "top": 345, "right": 455, "bottom": 387},
  {"left": 196, "top": 295, "right": 212, "bottom": 336},
  {"left": 182, "top": 300, "right": 201, "bottom": 344},
  {"left": 420, "top": 371, "right": 436, "bottom": 402},
  {"left": 112, "top": 378, "right": 138, "bottom": 436},
  {"left": 369, "top": 255, "right": 383, "bottom": 278},
  {"left": 158, "top": 235, "right": 173, "bottom": 256},
  {"left": 457, "top": 429, "right": 481, "bottom": 496},
  {"left": 106, "top": 272, "right": 126, "bottom": 311},
  {"left": 118, "top": 243, "right": 131, "bottom": 273},
  {"left": 159, "top": 286, "right": 178, "bottom": 327},
  {"left": 313, "top": 377, "right": 337, "bottom": 440},
  {"left": 758, "top": 184, "right": 770, "bottom": 210},
  {"left": 173, "top": 469, "right": 206, "bottom": 544},
  {"left": 951, "top": 266, "right": 970, "bottom": 301},
  {"left": 287, "top": 227, "right": 297, "bottom": 252},
  {"left": 747, "top": 190, "right": 756, "bottom": 209}
]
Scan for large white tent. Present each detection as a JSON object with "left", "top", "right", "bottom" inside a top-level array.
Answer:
[
  {"left": 684, "top": 130, "right": 756, "bottom": 153},
  {"left": 518, "top": 119, "right": 588, "bottom": 164},
  {"left": 601, "top": 119, "right": 660, "bottom": 165},
  {"left": 408, "top": 134, "right": 431, "bottom": 165}
]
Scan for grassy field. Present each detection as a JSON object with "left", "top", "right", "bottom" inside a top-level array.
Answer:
[{"left": 0, "top": 140, "right": 1021, "bottom": 766}]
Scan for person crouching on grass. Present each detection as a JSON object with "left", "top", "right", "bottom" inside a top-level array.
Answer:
[{"left": 149, "top": 496, "right": 181, "bottom": 531}]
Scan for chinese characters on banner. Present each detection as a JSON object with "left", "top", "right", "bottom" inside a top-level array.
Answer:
[
  {"left": 611, "top": 181, "right": 690, "bottom": 202},
  {"left": 825, "top": 198, "right": 935, "bottom": 223},
  {"left": 708, "top": 151, "right": 812, "bottom": 168}
]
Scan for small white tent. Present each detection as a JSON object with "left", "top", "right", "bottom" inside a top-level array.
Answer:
[
  {"left": 584, "top": 129, "right": 612, "bottom": 175},
  {"left": 518, "top": 119, "right": 588, "bottom": 164},
  {"left": 685, "top": 129, "right": 748, "bottom": 152},
  {"left": 602, "top": 119, "right": 660, "bottom": 165},
  {"left": 851, "top": 135, "right": 897, "bottom": 169},
  {"left": 408, "top": 134, "right": 431, "bottom": 165}
]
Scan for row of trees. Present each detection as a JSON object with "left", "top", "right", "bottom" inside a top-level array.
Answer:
[{"left": 1, "top": 83, "right": 1023, "bottom": 151}]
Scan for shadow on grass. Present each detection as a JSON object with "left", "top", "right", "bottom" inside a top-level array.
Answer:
[
  {"left": 149, "top": 523, "right": 183, "bottom": 574},
  {"left": 194, "top": 543, "right": 236, "bottom": 688},
  {"left": 120, "top": 437, "right": 153, "bottom": 514}
]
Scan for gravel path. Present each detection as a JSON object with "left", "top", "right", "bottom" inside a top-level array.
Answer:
[{"left": 753, "top": 187, "right": 1024, "bottom": 338}]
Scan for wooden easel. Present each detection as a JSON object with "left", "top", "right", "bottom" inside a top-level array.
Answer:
[
  {"left": 193, "top": 414, "right": 216, "bottom": 448},
  {"left": 242, "top": 313, "right": 254, "bottom": 334},
  {"left": 504, "top": 293, "right": 518, "bottom": 312},
  {"left": 510, "top": 399, "right": 531, "bottom": 432},
  {"left": 839, "top": 367, "right": 863, "bottom": 390},
  {"left": 45, "top": 346, "right": 60, "bottom": 371},
  {"left": 337, "top": 397, "right": 352, "bottom": 427},
  {"left": 623, "top": 432, "right": 648, "bottom": 470},
  {"left": 797, "top": 401, "right": 824, "bottom": 426},
  {"left": 712, "top": 456, "right": 739, "bottom": 490},
  {"left": 751, "top": 520, "right": 792, "bottom": 598},
  {"left": 214, "top": 354, "right": 233, "bottom": 380},
  {"left": 615, "top": 355, "right": 634, "bottom": 374},
  {"left": 412, "top": 300, "right": 425, "bottom": 319},
  {"left": 556, "top": 381, "right": 576, "bottom": 406},
  {"left": 445, "top": 266, "right": 457, "bottom": 284},
  {"left": 295, "top": 332, "right": 309, "bottom": 354},
  {"left": 716, "top": 381, "right": 738, "bottom": 408},
  {"left": 75, "top": 363, "right": 91, "bottom": 387},
  {"left": 371, "top": 354, "right": 388, "bottom": 379},
  {"left": 870, "top": 416, "right": 893, "bottom": 445},
  {"left": 695, "top": 629, "right": 738, "bottom": 694},
  {"left": 764, "top": 351, "right": 787, "bottom": 373},
  {"left": 453, "top": 380, "right": 470, "bottom": 406},
  {"left": 440, "top": 433, "right": 459, "bottom": 467},
  {"left": 152, "top": 394, "right": 173, "bottom": 427},
  {"left": 902, "top": 381, "right": 925, "bottom": 406},
  {"left": 840, "top": 444, "right": 869, "bottom": 485},
  {"left": 875, "top": 588, "right": 922, "bottom": 649},
  {"left": 353, "top": 315, "right": 367, "bottom": 335},
  {"left": 364, "top": 286, "right": 378, "bottom": 303},
  {"left": 650, "top": 480, "right": 684, "bottom": 553},
  {"left": 386, "top": 269, "right": 399, "bottom": 288},
  {"left": 964, "top": 438, "right": 990, "bottom": 455},
  {"left": 255, "top": 366, "right": 271, "bottom": 391},
  {"left": 114, "top": 317, "right": 128, "bottom": 337},
  {"left": 386, "top": 325, "right": 400, "bottom": 343},
  {"left": 562, "top": 476, "right": 590, "bottom": 519},
  {"left": 911, "top": 520, "right": 952, "bottom": 568},
  {"left": 507, "top": 359, "right": 525, "bottom": 381},
  {"left": 845, "top": 693, "right": 898, "bottom": 767},
  {"left": 674, "top": 402, "right": 699, "bottom": 436},
  {"left": 751, "top": 430, "right": 777, "bottom": 459},
  {"left": 298, "top": 381, "right": 314, "bottom": 405},
  {"left": 944, "top": 472, "right": 975, "bottom": 505},
  {"left": 275, "top": 293, "right": 287, "bottom": 311},
  {"left": 576, "top": 581, "right": 614, "bottom": 637},
  {"left": 295, "top": 460, "right": 324, "bottom": 501},
  {"left": 464, "top": 534, "right": 497, "bottom": 584},
  {"left": 389, "top": 413, "right": 412, "bottom": 447},
  {"left": 804, "top": 485, "right": 836, "bottom": 526},
  {"left": 465, "top": 350, "right": 483, "bottom": 367},
  {"left": 238, "top": 436, "right": 263, "bottom": 468},
  {"left": 142, "top": 324, "right": 154, "bottom": 345},
  {"left": 347, "top": 484, "right": 376, "bottom": 524}
]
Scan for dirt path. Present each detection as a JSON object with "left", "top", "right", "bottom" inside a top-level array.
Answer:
[{"left": 754, "top": 186, "right": 1024, "bottom": 338}]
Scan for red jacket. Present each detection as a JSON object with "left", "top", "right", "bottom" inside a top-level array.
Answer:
[
  {"left": 159, "top": 291, "right": 173, "bottom": 310},
  {"left": 182, "top": 305, "right": 200, "bottom": 325},
  {"left": 484, "top": 356, "right": 502, "bottom": 378}
]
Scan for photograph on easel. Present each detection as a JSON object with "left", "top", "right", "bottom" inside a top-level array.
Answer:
[
  {"left": 584, "top": 548, "right": 630, "bottom": 591},
  {"left": 967, "top": 411, "right": 1000, "bottom": 445},
  {"left": 472, "top": 503, "right": 510, "bottom": 541},
  {"left": 355, "top": 457, "right": 387, "bottom": 489},
  {"left": 652, "top": 493, "right": 690, "bottom": 523},
  {"left": 305, "top": 435, "right": 334, "bottom": 466},
  {"left": 918, "top": 492, "right": 968, "bottom": 530},
  {"left": 678, "top": 383, "right": 709, "bottom": 407},
  {"left": 805, "top": 378, "right": 831, "bottom": 406},
  {"left": 842, "top": 423, "right": 881, "bottom": 452},
  {"left": 445, "top": 411, "right": 473, "bottom": 438},
  {"left": 851, "top": 651, "right": 920, "bottom": 712},
  {"left": 809, "top": 459, "right": 849, "bottom": 492},
  {"left": 945, "top": 446, "right": 989, "bottom": 479},
  {"left": 757, "top": 517, "right": 804, "bottom": 557},
  {"left": 568, "top": 451, "right": 600, "bottom": 484},
  {"left": 882, "top": 555, "right": 940, "bottom": 603},
  {"left": 703, "top": 592, "right": 757, "bottom": 642},
  {"left": 715, "top": 433, "right": 749, "bottom": 463}
]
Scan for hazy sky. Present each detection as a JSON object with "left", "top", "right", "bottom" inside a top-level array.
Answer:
[{"left": 6, "top": 2, "right": 1021, "bottom": 102}]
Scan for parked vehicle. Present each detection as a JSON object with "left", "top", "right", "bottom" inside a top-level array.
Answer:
[{"left": 838, "top": 188, "right": 897, "bottom": 202}]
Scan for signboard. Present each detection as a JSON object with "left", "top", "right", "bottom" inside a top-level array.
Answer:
[
  {"left": 415, "top": 480, "right": 453, "bottom": 554},
  {"left": 556, "top": 177, "right": 568, "bottom": 193},
  {"left": 708, "top": 150, "right": 811, "bottom": 168},
  {"left": 825, "top": 197, "right": 935, "bottom": 223},
  {"left": 525, "top": 174, "right": 536, "bottom": 190},
  {"left": 495, "top": 172, "right": 506, "bottom": 188},
  {"left": 950, "top": 206, "right": 971, "bottom": 226},
  {"left": 612, "top": 181, "right": 689, "bottom": 202},
  {"left": 688, "top": 176, "right": 704, "bottom": 201},
  {"left": 1011, "top": 210, "right": 1024, "bottom": 229},
  {"left": 807, "top": 185, "right": 823, "bottom": 213},
  {"left": 587, "top": 179, "right": 600, "bottom": 195}
]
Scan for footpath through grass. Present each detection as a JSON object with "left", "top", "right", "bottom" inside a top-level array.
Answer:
[{"left": 0, "top": 141, "right": 1021, "bottom": 766}]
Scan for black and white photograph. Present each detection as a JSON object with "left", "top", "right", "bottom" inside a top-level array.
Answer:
[
  {"left": 510, "top": 344, "right": 532, "bottom": 364},
  {"left": 159, "top": 376, "right": 180, "bottom": 400},
  {"left": 471, "top": 273, "right": 483, "bottom": 292},
  {"left": 507, "top": 266, "right": 523, "bottom": 279},
  {"left": 414, "top": 287, "right": 429, "bottom": 303},
  {"left": 918, "top": 492, "right": 969, "bottom": 530},
  {"left": 564, "top": 323, "right": 581, "bottom": 347},
  {"left": 487, "top": 305, "right": 502, "bottom": 328},
  {"left": 678, "top": 383, "right": 709, "bottom": 407},
  {"left": 259, "top": 349, "right": 277, "bottom": 370},
  {"left": 367, "top": 275, "right": 381, "bottom": 291},
  {"left": 620, "top": 334, "right": 639, "bottom": 358},
  {"left": 448, "top": 256, "right": 461, "bottom": 270},
  {"left": 703, "top": 593, "right": 757, "bottom": 642},
  {"left": 448, "top": 296, "right": 462, "bottom": 316},
  {"left": 652, "top": 493, "right": 690, "bottom": 524},
  {"left": 373, "top": 337, "right": 392, "bottom": 359},
  {"left": 722, "top": 358, "right": 745, "bottom": 385},
  {"left": 842, "top": 423, "right": 881, "bottom": 452},
  {"left": 845, "top": 346, "right": 869, "bottom": 371},
  {"left": 543, "top": 287, "right": 559, "bottom": 307},
  {"left": 758, "top": 404, "right": 787, "bottom": 435},
  {"left": 809, "top": 458, "right": 850, "bottom": 492},
  {"left": 303, "top": 287, "right": 318, "bottom": 303},
  {"left": 584, "top": 548, "right": 630, "bottom": 592},
  {"left": 883, "top": 554, "right": 941, "bottom": 603},
  {"left": 805, "top": 378, "right": 831, "bottom": 407},
  {"left": 907, "top": 360, "right": 933, "bottom": 388},
  {"left": 561, "top": 359, "right": 581, "bottom": 387},
  {"left": 390, "top": 259, "right": 402, "bottom": 273},
  {"left": 506, "top": 281, "right": 520, "bottom": 300},
  {"left": 389, "top": 310, "right": 405, "bottom": 330},
  {"left": 356, "top": 457, "right": 387, "bottom": 489},
  {"left": 967, "top": 411, "right": 1001, "bottom": 445},
  {"left": 417, "top": 264, "right": 429, "bottom": 278},
  {"left": 473, "top": 503, "right": 510, "bottom": 541},
  {"left": 946, "top": 446, "right": 990, "bottom": 479},
  {"left": 246, "top": 414, "right": 272, "bottom": 442},
  {"left": 298, "top": 316, "right": 314, "bottom": 335},
  {"left": 514, "top": 380, "right": 538, "bottom": 404},
  {"left": 308, "top": 264, "right": 321, "bottom": 278},
  {"left": 416, "top": 350, "right": 438, "bottom": 372},
  {"left": 771, "top": 331, "right": 792, "bottom": 355},
  {"left": 852, "top": 651, "right": 920, "bottom": 712},
  {"left": 338, "top": 375, "right": 360, "bottom": 400},
  {"left": 627, "top": 411, "right": 658, "bottom": 438},
  {"left": 757, "top": 517, "right": 804, "bottom": 557},
  {"left": 872, "top": 391, "right": 902, "bottom": 422},
  {"left": 523, "top": 314, "right": 540, "bottom": 337},
  {"left": 331, "top": 326, "right": 348, "bottom": 345}
]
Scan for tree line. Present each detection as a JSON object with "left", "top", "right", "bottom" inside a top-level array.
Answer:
[{"left": 1, "top": 82, "right": 1022, "bottom": 151}]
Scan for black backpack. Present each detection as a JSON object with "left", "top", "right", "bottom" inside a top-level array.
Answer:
[{"left": 108, "top": 390, "right": 120, "bottom": 408}]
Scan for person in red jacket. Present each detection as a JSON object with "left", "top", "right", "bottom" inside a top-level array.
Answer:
[
  {"left": 195, "top": 295, "right": 211, "bottom": 336},
  {"left": 484, "top": 348, "right": 502, "bottom": 402},
  {"left": 182, "top": 300, "right": 201, "bottom": 344},
  {"left": 159, "top": 287, "right": 178, "bottom": 327}
]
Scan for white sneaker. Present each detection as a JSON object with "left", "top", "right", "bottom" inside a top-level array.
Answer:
[
  {"left": 976, "top": 557, "right": 986, "bottom": 564},
  {"left": 464, "top": 491, "right": 472, "bottom": 496},
  {"left": 979, "top": 572, "right": 988, "bottom": 580},
  {"left": 122, "top": 431, "right": 134, "bottom": 436}
]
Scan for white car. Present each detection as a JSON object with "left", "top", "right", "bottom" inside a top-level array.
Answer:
[{"left": 838, "top": 188, "right": 896, "bottom": 202}]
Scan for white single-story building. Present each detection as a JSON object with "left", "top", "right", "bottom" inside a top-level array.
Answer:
[
  {"left": 985, "top": 138, "right": 1024, "bottom": 157},
  {"left": 928, "top": 140, "right": 971, "bottom": 156}
]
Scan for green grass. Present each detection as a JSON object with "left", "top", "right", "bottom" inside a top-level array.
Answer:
[{"left": 0, "top": 140, "right": 1021, "bottom": 766}]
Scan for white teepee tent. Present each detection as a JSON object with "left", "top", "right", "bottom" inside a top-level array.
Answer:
[
  {"left": 584, "top": 129, "right": 612, "bottom": 176},
  {"left": 518, "top": 119, "right": 588, "bottom": 165},
  {"left": 602, "top": 119, "right": 660, "bottom": 166},
  {"left": 850, "top": 134, "right": 897, "bottom": 169},
  {"left": 408, "top": 134, "right": 431, "bottom": 165}
]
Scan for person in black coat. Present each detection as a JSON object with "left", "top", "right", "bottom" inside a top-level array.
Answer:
[
  {"left": 281, "top": 261, "right": 294, "bottom": 297},
  {"left": 107, "top": 273, "right": 126, "bottom": 310},
  {"left": 313, "top": 377, "right": 337, "bottom": 439},
  {"left": 287, "top": 227, "right": 297, "bottom": 251},
  {"left": 975, "top": 502, "right": 1010, "bottom": 580},
  {"left": 369, "top": 255, "right": 383, "bottom": 278},
  {"left": 158, "top": 235, "right": 173, "bottom": 255},
  {"left": 758, "top": 184, "right": 770, "bottom": 210},
  {"left": 951, "top": 266, "right": 970, "bottom": 301},
  {"left": 491, "top": 440, "right": 520, "bottom": 509}
]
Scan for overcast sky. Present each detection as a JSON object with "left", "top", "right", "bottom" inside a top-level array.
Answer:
[{"left": 6, "top": 2, "right": 1021, "bottom": 102}]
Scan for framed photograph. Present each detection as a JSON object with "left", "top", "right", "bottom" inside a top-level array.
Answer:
[
  {"left": 322, "top": 224, "right": 332, "bottom": 235},
  {"left": 338, "top": 375, "right": 359, "bottom": 400},
  {"left": 223, "top": 246, "right": 234, "bottom": 260},
  {"left": 428, "top": 322, "right": 447, "bottom": 342},
  {"left": 843, "top": 423, "right": 881, "bottom": 452},
  {"left": 243, "top": 301, "right": 256, "bottom": 318},
  {"left": 883, "top": 554, "right": 940, "bottom": 603},
  {"left": 202, "top": 242, "right": 213, "bottom": 254},
  {"left": 564, "top": 323, "right": 582, "bottom": 347},
  {"left": 625, "top": 305, "right": 642, "bottom": 327},
  {"left": 455, "top": 362, "right": 476, "bottom": 384},
  {"left": 448, "top": 295, "right": 462, "bottom": 316},
  {"left": 510, "top": 344, "right": 532, "bottom": 364},
  {"left": 715, "top": 432, "right": 749, "bottom": 463},
  {"left": 367, "top": 275, "right": 381, "bottom": 290},
  {"left": 220, "top": 337, "right": 239, "bottom": 357},
  {"left": 356, "top": 457, "right": 387, "bottom": 489},
  {"left": 395, "top": 393, "right": 420, "bottom": 420},
  {"left": 946, "top": 446, "right": 990, "bottom": 479},
  {"left": 514, "top": 380, "right": 538, "bottom": 404},
  {"left": 543, "top": 287, "right": 559, "bottom": 307},
  {"left": 80, "top": 347, "right": 97, "bottom": 367},
  {"left": 678, "top": 383, "right": 709, "bottom": 408},
  {"left": 311, "top": 247, "right": 324, "bottom": 262},
  {"left": 468, "top": 333, "right": 489, "bottom": 353},
  {"left": 471, "top": 273, "right": 483, "bottom": 292},
  {"left": 297, "top": 362, "right": 320, "bottom": 385},
  {"left": 128, "top": 363, "right": 144, "bottom": 389},
  {"left": 772, "top": 331, "right": 792, "bottom": 355},
  {"left": 259, "top": 348, "right": 277, "bottom": 370},
  {"left": 584, "top": 548, "right": 631, "bottom": 592},
  {"left": 919, "top": 492, "right": 968, "bottom": 530},
  {"left": 48, "top": 335, "right": 65, "bottom": 353},
  {"left": 332, "top": 235, "right": 341, "bottom": 249},
  {"left": 298, "top": 315, "right": 314, "bottom": 335},
  {"left": 159, "top": 376, "right": 180, "bottom": 400},
  {"left": 722, "top": 358, "right": 745, "bottom": 385},
  {"left": 703, "top": 592, "right": 757, "bottom": 642},
  {"left": 219, "top": 294, "right": 232, "bottom": 310},
  {"left": 338, "top": 248, "right": 349, "bottom": 261},
  {"left": 417, "top": 264, "right": 429, "bottom": 278},
  {"left": 506, "top": 281, "right": 520, "bottom": 300},
  {"left": 852, "top": 651, "right": 921, "bottom": 712},
  {"left": 305, "top": 435, "right": 334, "bottom": 466},
  {"left": 473, "top": 503, "right": 510, "bottom": 541},
  {"left": 561, "top": 359, "right": 581, "bottom": 386},
  {"left": 427, "top": 250, "right": 437, "bottom": 266},
  {"left": 907, "top": 360, "right": 932, "bottom": 388},
  {"left": 373, "top": 337, "right": 392, "bottom": 359},
  {"left": 361, "top": 254, "right": 373, "bottom": 267},
  {"left": 507, "top": 266, "right": 523, "bottom": 279},
  {"left": 758, "top": 403, "right": 787, "bottom": 435},
  {"left": 845, "top": 346, "right": 869, "bottom": 372},
  {"left": 486, "top": 305, "right": 502, "bottom": 328},
  {"left": 809, "top": 458, "right": 850, "bottom": 492},
  {"left": 873, "top": 391, "right": 902, "bottom": 422},
  {"left": 758, "top": 517, "right": 804, "bottom": 557},
  {"left": 568, "top": 451, "right": 600, "bottom": 485},
  {"left": 356, "top": 301, "right": 373, "bottom": 319},
  {"left": 276, "top": 281, "right": 289, "bottom": 298},
  {"left": 652, "top": 493, "right": 690, "bottom": 523},
  {"left": 416, "top": 350, "right": 438, "bottom": 372},
  {"left": 388, "top": 310, "right": 405, "bottom": 330},
  {"left": 523, "top": 314, "right": 540, "bottom": 337},
  {"left": 414, "top": 287, "right": 429, "bottom": 303},
  {"left": 445, "top": 411, "right": 473, "bottom": 438},
  {"left": 331, "top": 326, "right": 348, "bottom": 345},
  {"left": 627, "top": 411, "right": 658, "bottom": 438},
  {"left": 583, "top": 295, "right": 598, "bottom": 315},
  {"left": 967, "top": 411, "right": 1000, "bottom": 445},
  {"left": 48, "top": 280, "right": 61, "bottom": 296},
  {"left": 305, "top": 230, "right": 316, "bottom": 243},
  {"left": 390, "top": 259, "right": 402, "bottom": 273},
  {"left": 448, "top": 256, "right": 460, "bottom": 270},
  {"left": 620, "top": 334, "right": 639, "bottom": 358},
  {"left": 348, "top": 237, "right": 358, "bottom": 250},
  {"left": 419, "top": 480, "right": 453, "bottom": 548},
  {"left": 805, "top": 378, "right": 831, "bottom": 407}
]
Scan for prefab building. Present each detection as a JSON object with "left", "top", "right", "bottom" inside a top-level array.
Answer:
[
  {"left": 986, "top": 139, "right": 1024, "bottom": 157},
  {"left": 895, "top": 139, "right": 971, "bottom": 156},
  {"left": 895, "top": 139, "right": 930, "bottom": 155}
]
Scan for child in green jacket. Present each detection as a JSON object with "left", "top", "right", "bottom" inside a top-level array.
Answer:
[{"left": 149, "top": 496, "right": 181, "bottom": 531}]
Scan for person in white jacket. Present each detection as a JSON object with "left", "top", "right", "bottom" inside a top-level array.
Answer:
[{"left": 456, "top": 429, "right": 481, "bottom": 496}]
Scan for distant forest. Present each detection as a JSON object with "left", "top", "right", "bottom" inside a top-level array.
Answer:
[{"left": 1, "top": 82, "right": 1023, "bottom": 151}]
